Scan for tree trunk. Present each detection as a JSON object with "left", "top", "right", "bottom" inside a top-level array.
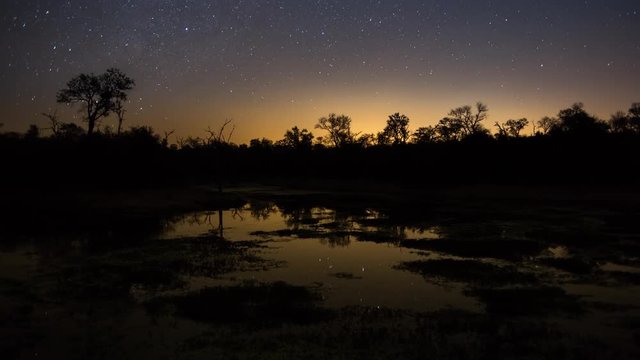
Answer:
[{"left": 87, "top": 118, "right": 95, "bottom": 137}]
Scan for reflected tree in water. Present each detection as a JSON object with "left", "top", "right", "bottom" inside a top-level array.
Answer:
[{"left": 246, "top": 201, "right": 278, "bottom": 221}]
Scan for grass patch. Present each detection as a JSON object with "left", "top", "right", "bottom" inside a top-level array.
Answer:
[
  {"left": 467, "top": 286, "right": 585, "bottom": 316},
  {"left": 147, "top": 281, "right": 330, "bottom": 326},
  {"left": 605, "top": 271, "right": 640, "bottom": 285},
  {"left": 52, "top": 235, "right": 274, "bottom": 301},
  {"left": 538, "top": 257, "right": 596, "bottom": 275},
  {"left": 177, "top": 307, "right": 616, "bottom": 360}
]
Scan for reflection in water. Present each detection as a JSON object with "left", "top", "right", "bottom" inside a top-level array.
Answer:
[
  {"left": 246, "top": 201, "right": 278, "bottom": 221},
  {"left": 163, "top": 203, "right": 475, "bottom": 310},
  {"left": 547, "top": 245, "right": 571, "bottom": 259},
  {"left": 2, "top": 198, "right": 640, "bottom": 358},
  {"left": 161, "top": 201, "right": 640, "bottom": 313}
]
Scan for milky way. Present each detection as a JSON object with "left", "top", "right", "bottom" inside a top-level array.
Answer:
[{"left": 1, "top": 0, "right": 639, "bottom": 142}]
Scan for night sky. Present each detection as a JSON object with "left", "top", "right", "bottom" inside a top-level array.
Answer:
[{"left": 1, "top": 0, "right": 639, "bottom": 143}]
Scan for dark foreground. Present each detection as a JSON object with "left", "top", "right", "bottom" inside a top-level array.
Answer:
[{"left": 1, "top": 184, "right": 639, "bottom": 359}]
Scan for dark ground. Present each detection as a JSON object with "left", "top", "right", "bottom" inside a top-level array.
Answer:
[{"left": 1, "top": 183, "right": 639, "bottom": 359}]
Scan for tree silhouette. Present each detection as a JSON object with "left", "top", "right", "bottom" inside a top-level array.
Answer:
[
  {"left": 609, "top": 111, "right": 629, "bottom": 134},
  {"left": 41, "top": 111, "right": 61, "bottom": 136},
  {"left": 412, "top": 126, "right": 437, "bottom": 144},
  {"left": 177, "top": 136, "right": 204, "bottom": 149},
  {"left": 114, "top": 100, "right": 127, "bottom": 135},
  {"left": 355, "top": 133, "right": 376, "bottom": 147},
  {"left": 315, "top": 113, "right": 356, "bottom": 147},
  {"left": 250, "top": 138, "right": 274, "bottom": 150},
  {"left": 376, "top": 131, "right": 389, "bottom": 145},
  {"left": 448, "top": 102, "right": 489, "bottom": 137},
  {"left": 628, "top": 103, "right": 640, "bottom": 133},
  {"left": 495, "top": 118, "right": 529, "bottom": 138},
  {"left": 435, "top": 117, "right": 464, "bottom": 141},
  {"left": 553, "top": 103, "right": 608, "bottom": 136},
  {"left": 381, "top": 113, "right": 411, "bottom": 145},
  {"left": 25, "top": 124, "right": 40, "bottom": 139},
  {"left": 608, "top": 103, "right": 640, "bottom": 134},
  {"left": 536, "top": 117, "right": 559, "bottom": 135},
  {"left": 162, "top": 130, "right": 175, "bottom": 148},
  {"left": 56, "top": 68, "right": 135, "bottom": 136},
  {"left": 205, "top": 119, "right": 235, "bottom": 145},
  {"left": 277, "top": 126, "right": 314, "bottom": 149},
  {"left": 57, "top": 123, "right": 85, "bottom": 140}
]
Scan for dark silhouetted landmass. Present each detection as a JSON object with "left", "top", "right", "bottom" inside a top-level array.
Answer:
[{"left": 2, "top": 100, "right": 640, "bottom": 194}]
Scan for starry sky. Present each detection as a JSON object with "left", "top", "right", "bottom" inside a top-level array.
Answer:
[{"left": 1, "top": 0, "right": 639, "bottom": 143}]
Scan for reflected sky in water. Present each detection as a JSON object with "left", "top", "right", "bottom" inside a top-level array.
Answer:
[
  {"left": 3, "top": 197, "right": 640, "bottom": 358},
  {"left": 162, "top": 204, "right": 476, "bottom": 311}
]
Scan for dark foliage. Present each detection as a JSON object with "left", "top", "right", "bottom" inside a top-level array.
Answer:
[
  {"left": 2, "top": 102, "right": 640, "bottom": 189},
  {"left": 147, "top": 281, "right": 329, "bottom": 326},
  {"left": 467, "top": 287, "right": 585, "bottom": 316}
]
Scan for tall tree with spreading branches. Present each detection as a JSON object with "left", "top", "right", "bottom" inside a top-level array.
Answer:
[
  {"left": 381, "top": 113, "right": 411, "bottom": 145},
  {"left": 315, "top": 113, "right": 356, "bottom": 147},
  {"left": 56, "top": 68, "right": 134, "bottom": 136}
]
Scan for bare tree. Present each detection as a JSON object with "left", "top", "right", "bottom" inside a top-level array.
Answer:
[
  {"left": 114, "top": 100, "right": 127, "bottom": 135},
  {"left": 315, "top": 113, "right": 356, "bottom": 147},
  {"left": 41, "top": 111, "right": 61, "bottom": 136},
  {"left": 448, "top": 102, "right": 489, "bottom": 137},
  {"left": 204, "top": 120, "right": 236, "bottom": 193},
  {"left": 205, "top": 119, "right": 235, "bottom": 145},
  {"left": 162, "top": 130, "right": 175, "bottom": 148}
]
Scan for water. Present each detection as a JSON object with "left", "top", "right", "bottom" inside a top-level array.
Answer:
[
  {"left": 157, "top": 203, "right": 640, "bottom": 312},
  {"left": 161, "top": 206, "right": 478, "bottom": 311},
  {"left": 2, "top": 197, "right": 640, "bottom": 358}
]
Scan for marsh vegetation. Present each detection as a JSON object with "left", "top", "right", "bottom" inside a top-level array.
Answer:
[{"left": 1, "top": 186, "right": 639, "bottom": 359}]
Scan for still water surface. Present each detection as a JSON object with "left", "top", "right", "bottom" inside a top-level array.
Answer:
[
  {"left": 2, "top": 199, "right": 640, "bottom": 358},
  {"left": 162, "top": 206, "right": 478, "bottom": 311},
  {"left": 159, "top": 203, "right": 640, "bottom": 312}
]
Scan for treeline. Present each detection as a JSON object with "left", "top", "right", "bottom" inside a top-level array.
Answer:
[
  {"left": 2, "top": 67, "right": 639, "bottom": 188},
  {"left": 5, "top": 101, "right": 639, "bottom": 149},
  {"left": 2, "top": 100, "right": 640, "bottom": 189},
  {"left": 242, "top": 101, "right": 640, "bottom": 149}
]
